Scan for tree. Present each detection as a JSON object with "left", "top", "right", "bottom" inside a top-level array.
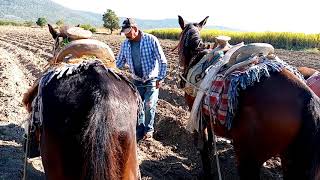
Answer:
[
  {"left": 80, "top": 24, "right": 97, "bottom": 33},
  {"left": 56, "top": 19, "right": 64, "bottom": 26},
  {"left": 102, "top": 9, "right": 120, "bottom": 34},
  {"left": 36, "top": 17, "right": 47, "bottom": 27}
]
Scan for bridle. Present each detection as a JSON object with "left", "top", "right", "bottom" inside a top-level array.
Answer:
[{"left": 173, "top": 24, "right": 207, "bottom": 88}]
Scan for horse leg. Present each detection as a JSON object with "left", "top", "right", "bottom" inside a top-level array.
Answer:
[
  {"left": 281, "top": 95, "right": 320, "bottom": 180},
  {"left": 185, "top": 93, "right": 195, "bottom": 110},
  {"left": 280, "top": 137, "right": 314, "bottom": 180},
  {"left": 280, "top": 152, "right": 306, "bottom": 180},
  {"left": 231, "top": 108, "right": 265, "bottom": 180},
  {"left": 233, "top": 142, "right": 261, "bottom": 180},
  {"left": 237, "top": 156, "right": 260, "bottom": 180},
  {"left": 196, "top": 120, "right": 214, "bottom": 179}
]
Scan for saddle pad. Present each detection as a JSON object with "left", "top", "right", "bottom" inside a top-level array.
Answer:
[{"left": 185, "top": 51, "right": 224, "bottom": 96}]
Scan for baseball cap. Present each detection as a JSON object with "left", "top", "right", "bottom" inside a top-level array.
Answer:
[{"left": 120, "top": 18, "right": 137, "bottom": 34}]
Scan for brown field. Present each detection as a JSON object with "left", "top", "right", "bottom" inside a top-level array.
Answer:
[{"left": 0, "top": 26, "right": 319, "bottom": 180}]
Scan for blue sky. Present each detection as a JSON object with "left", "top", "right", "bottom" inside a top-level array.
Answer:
[{"left": 51, "top": 0, "right": 320, "bottom": 33}]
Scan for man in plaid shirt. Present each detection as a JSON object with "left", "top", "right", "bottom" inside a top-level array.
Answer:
[{"left": 117, "top": 18, "right": 167, "bottom": 140}]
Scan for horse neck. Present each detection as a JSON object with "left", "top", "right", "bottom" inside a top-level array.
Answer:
[{"left": 181, "top": 47, "right": 204, "bottom": 74}]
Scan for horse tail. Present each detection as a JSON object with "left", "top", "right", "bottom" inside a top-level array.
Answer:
[
  {"left": 81, "top": 68, "right": 126, "bottom": 180},
  {"left": 81, "top": 65, "right": 139, "bottom": 180},
  {"left": 81, "top": 93, "right": 113, "bottom": 179}
]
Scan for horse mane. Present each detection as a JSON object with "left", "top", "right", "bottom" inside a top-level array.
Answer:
[{"left": 177, "top": 24, "right": 210, "bottom": 70}]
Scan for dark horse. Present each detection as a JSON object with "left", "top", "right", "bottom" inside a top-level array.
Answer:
[
  {"left": 22, "top": 25, "right": 141, "bottom": 180},
  {"left": 175, "top": 16, "right": 320, "bottom": 179}
]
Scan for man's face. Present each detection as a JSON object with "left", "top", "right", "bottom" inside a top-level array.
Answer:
[{"left": 125, "top": 26, "right": 138, "bottom": 40}]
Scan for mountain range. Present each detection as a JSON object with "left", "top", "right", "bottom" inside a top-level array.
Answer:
[{"left": 0, "top": 0, "right": 237, "bottom": 30}]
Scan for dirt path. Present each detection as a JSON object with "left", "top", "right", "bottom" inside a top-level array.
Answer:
[{"left": 0, "top": 26, "right": 319, "bottom": 180}]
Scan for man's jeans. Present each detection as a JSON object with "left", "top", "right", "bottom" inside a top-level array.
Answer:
[{"left": 134, "top": 80, "right": 159, "bottom": 139}]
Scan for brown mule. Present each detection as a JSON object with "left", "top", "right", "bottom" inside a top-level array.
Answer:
[{"left": 176, "top": 15, "right": 320, "bottom": 180}]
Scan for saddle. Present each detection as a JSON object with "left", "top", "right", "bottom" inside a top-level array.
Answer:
[
  {"left": 185, "top": 43, "right": 275, "bottom": 89},
  {"left": 53, "top": 39, "right": 116, "bottom": 68},
  {"left": 59, "top": 26, "right": 93, "bottom": 40},
  {"left": 227, "top": 43, "right": 274, "bottom": 67},
  {"left": 51, "top": 26, "right": 116, "bottom": 68}
]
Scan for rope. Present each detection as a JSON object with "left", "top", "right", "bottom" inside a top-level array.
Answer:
[
  {"left": 179, "top": 73, "right": 207, "bottom": 94},
  {"left": 180, "top": 59, "right": 222, "bottom": 179},
  {"left": 22, "top": 125, "right": 31, "bottom": 180},
  {"left": 208, "top": 99, "right": 222, "bottom": 180}
]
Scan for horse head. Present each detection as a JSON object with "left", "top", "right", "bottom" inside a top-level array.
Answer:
[{"left": 175, "top": 15, "right": 209, "bottom": 71}]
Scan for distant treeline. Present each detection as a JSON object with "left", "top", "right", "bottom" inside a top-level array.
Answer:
[
  {"left": 146, "top": 29, "right": 320, "bottom": 50},
  {"left": 0, "top": 19, "right": 34, "bottom": 27},
  {"left": 0, "top": 19, "right": 97, "bottom": 33}
]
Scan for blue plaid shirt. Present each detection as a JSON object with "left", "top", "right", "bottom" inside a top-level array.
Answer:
[{"left": 116, "top": 32, "right": 167, "bottom": 81}]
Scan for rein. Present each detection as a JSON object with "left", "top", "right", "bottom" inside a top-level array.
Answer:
[
  {"left": 176, "top": 24, "right": 223, "bottom": 180},
  {"left": 22, "top": 35, "right": 68, "bottom": 179},
  {"left": 22, "top": 126, "right": 31, "bottom": 180}
]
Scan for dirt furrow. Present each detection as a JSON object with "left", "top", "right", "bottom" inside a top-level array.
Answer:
[{"left": 0, "top": 44, "right": 45, "bottom": 179}]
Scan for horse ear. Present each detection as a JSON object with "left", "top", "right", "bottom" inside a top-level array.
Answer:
[
  {"left": 198, "top": 16, "right": 209, "bottom": 28},
  {"left": 178, "top": 15, "right": 185, "bottom": 30},
  {"left": 48, "top": 24, "right": 58, "bottom": 39}
]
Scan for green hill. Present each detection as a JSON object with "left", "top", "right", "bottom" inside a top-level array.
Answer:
[
  {"left": 0, "top": 0, "right": 103, "bottom": 26},
  {"left": 0, "top": 0, "right": 236, "bottom": 30}
]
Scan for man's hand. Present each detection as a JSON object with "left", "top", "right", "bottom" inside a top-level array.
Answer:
[{"left": 156, "top": 80, "right": 163, "bottom": 89}]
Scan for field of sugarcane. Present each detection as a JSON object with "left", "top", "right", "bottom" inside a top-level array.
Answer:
[{"left": 146, "top": 28, "right": 320, "bottom": 50}]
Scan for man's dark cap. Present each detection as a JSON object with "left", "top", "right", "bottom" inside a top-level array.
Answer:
[{"left": 120, "top": 18, "right": 137, "bottom": 34}]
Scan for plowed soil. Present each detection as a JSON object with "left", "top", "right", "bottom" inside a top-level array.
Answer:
[{"left": 0, "top": 26, "right": 319, "bottom": 180}]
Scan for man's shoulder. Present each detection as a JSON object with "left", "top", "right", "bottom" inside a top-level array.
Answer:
[{"left": 142, "top": 32, "right": 158, "bottom": 42}]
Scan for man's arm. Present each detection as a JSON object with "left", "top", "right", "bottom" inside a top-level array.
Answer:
[
  {"left": 116, "top": 42, "right": 127, "bottom": 69},
  {"left": 153, "top": 38, "right": 167, "bottom": 81}
]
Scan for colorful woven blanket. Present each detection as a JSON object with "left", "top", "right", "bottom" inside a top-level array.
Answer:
[{"left": 201, "top": 57, "right": 304, "bottom": 130}]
